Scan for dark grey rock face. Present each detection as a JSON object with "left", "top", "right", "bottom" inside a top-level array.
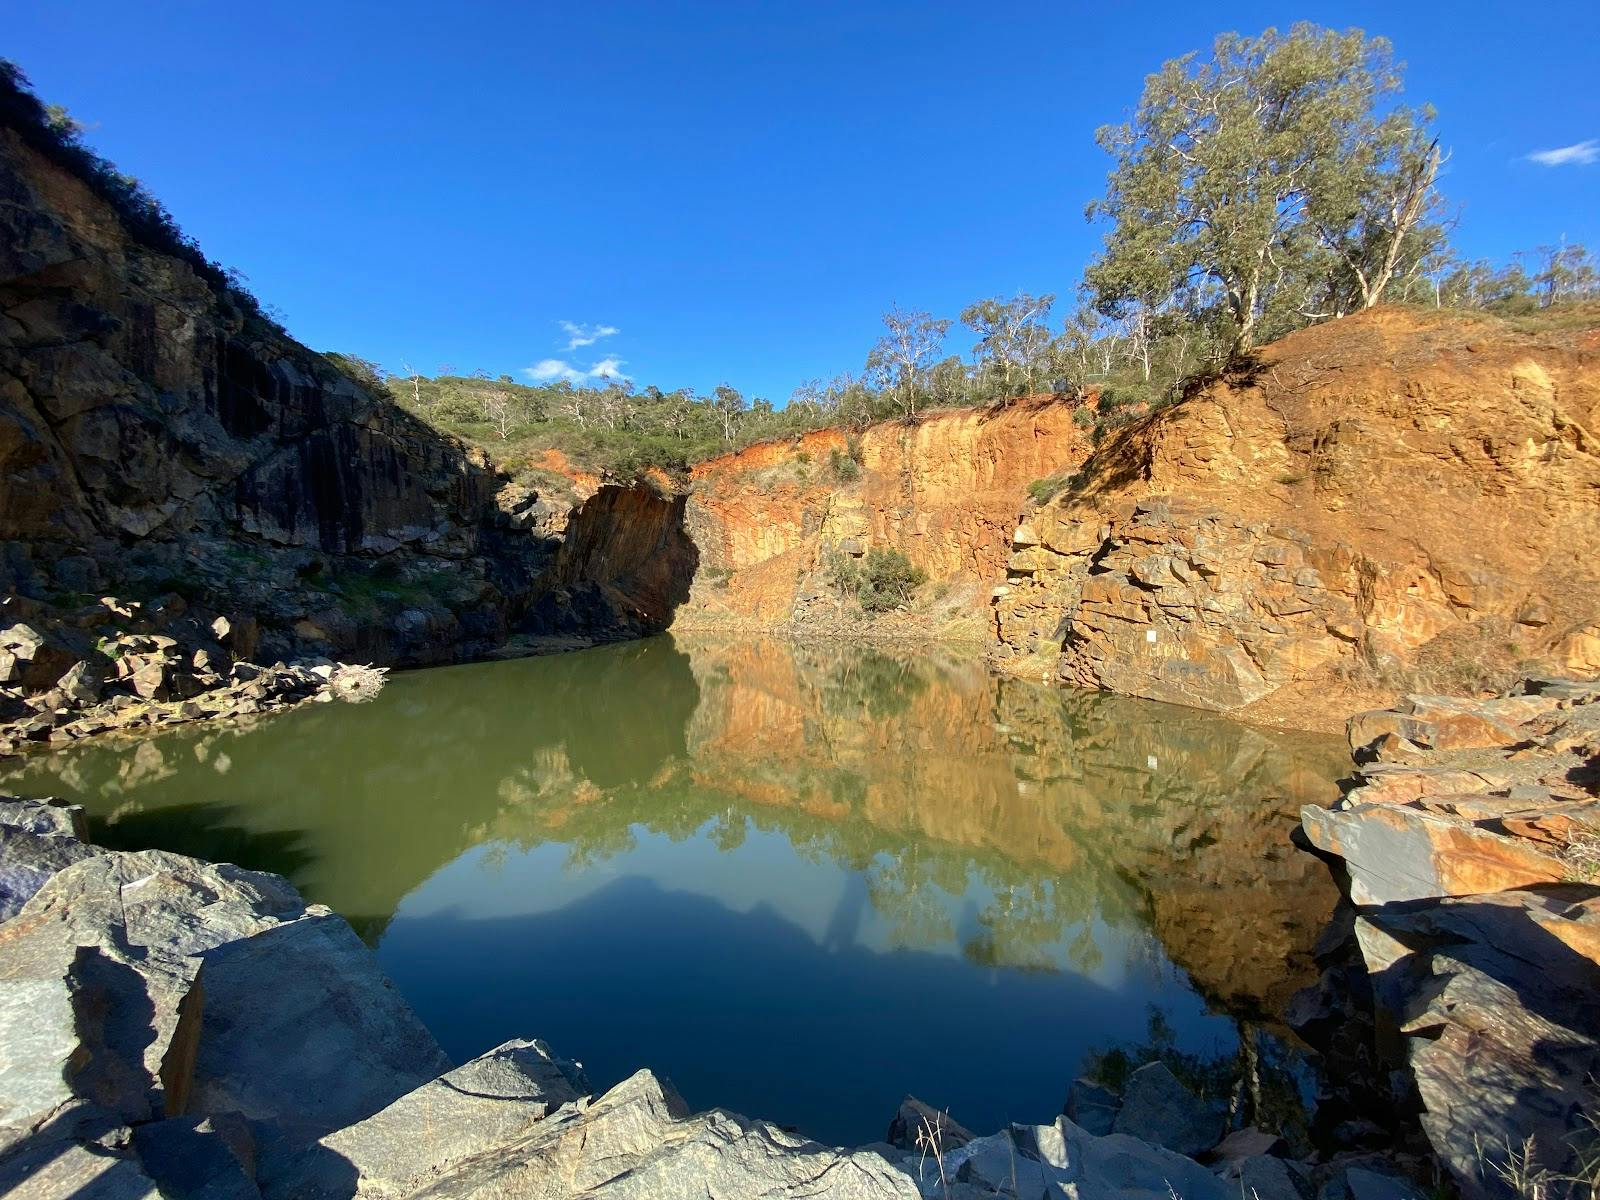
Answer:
[
  {"left": 1298, "top": 679, "right": 1600, "bottom": 1200},
  {"left": 0, "top": 125, "right": 698, "bottom": 684}
]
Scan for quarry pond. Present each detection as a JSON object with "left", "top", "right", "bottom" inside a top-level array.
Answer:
[{"left": 0, "top": 635, "right": 1349, "bottom": 1145}]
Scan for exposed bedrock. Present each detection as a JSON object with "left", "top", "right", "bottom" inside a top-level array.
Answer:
[
  {"left": 992, "top": 308, "right": 1600, "bottom": 722},
  {"left": 0, "top": 123, "right": 694, "bottom": 671},
  {"left": 675, "top": 399, "right": 1090, "bottom": 631},
  {"left": 524, "top": 482, "right": 697, "bottom": 638},
  {"left": 1295, "top": 678, "right": 1600, "bottom": 1200}
]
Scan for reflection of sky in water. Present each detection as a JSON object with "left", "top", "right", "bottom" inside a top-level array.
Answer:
[
  {"left": 1, "top": 635, "right": 1345, "bottom": 1145},
  {"left": 403, "top": 824, "right": 1157, "bottom": 985},
  {"left": 379, "top": 820, "right": 1230, "bottom": 1143}
]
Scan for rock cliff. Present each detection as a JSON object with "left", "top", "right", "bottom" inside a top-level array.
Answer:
[
  {"left": 993, "top": 308, "right": 1600, "bottom": 724},
  {"left": 676, "top": 399, "right": 1088, "bottom": 632},
  {"left": 0, "top": 116, "right": 692, "bottom": 671}
]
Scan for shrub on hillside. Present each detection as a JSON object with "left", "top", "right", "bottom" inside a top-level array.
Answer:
[
  {"left": 826, "top": 546, "right": 926, "bottom": 613},
  {"left": 829, "top": 447, "right": 862, "bottom": 482}
]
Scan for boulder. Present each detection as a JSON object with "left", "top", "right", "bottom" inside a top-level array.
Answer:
[
  {"left": 0, "top": 624, "right": 45, "bottom": 661},
  {"left": 1360, "top": 892, "right": 1600, "bottom": 1197},
  {"left": 6, "top": 627, "right": 78, "bottom": 695},
  {"left": 1232, "top": 1155, "right": 1313, "bottom": 1200},
  {"left": 0, "top": 796, "right": 88, "bottom": 841},
  {"left": 128, "top": 658, "right": 170, "bottom": 701},
  {"left": 949, "top": 1116, "right": 1232, "bottom": 1200},
  {"left": 56, "top": 659, "right": 104, "bottom": 705},
  {"left": 187, "top": 913, "right": 451, "bottom": 1143},
  {"left": 352, "top": 1068, "right": 923, "bottom": 1199},
  {"left": 1109, "top": 1061, "right": 1223, "bottom": 1158},
  {"left": 1347, "top": 696, "right": 1540, "bottom": 761},
  {"left": 0, "top": 844, "right": 449, "bottom": 1171},
  {"left": 0, "top": 850, "right": 309, "bottom": 1146},
  {"left": 1209, "top": 1126, "right": 1288, "bottom": 1169},
  {"left": 0, "top": 819, "right": 102, "bottom": 922}
]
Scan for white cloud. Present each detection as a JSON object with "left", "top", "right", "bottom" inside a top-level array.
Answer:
[
  {"left": 522, "top": 356, "right": 631, "bottom": 384},
  {"left": 559, "top": 320, "right": 621, "bottom": 350},
  {"left": 587, "top": 357, "right": 629, "bottom": 381},
  {"left": 1527, "top": 139, "right": 1598, "bottom": 167},
  {"left": 525, "top": 358, "right": 583, "bottom": 383}
]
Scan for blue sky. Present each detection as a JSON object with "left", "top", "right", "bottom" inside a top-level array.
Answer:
[{"left": 9, "top": 1, "right": 1598, "bottom": 400}]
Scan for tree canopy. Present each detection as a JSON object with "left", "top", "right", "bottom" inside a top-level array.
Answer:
[{"left": 1084, "top": 24, "right": 1444, "bottom": 353}]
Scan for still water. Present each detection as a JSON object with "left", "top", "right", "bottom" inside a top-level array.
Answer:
[{"left": 1, "top": 636, "right": 1346, "bottom": 1144}]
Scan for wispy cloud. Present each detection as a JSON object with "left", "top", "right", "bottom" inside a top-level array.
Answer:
[
  {"left": 1527, "top": 139, "right": 1598, "bottom": 167},
  {"left": 559, "top": 320, "right": 620, "bottom": 350},
  {"left": 523, "top": 356, "right": 631, "bottom": 384}
]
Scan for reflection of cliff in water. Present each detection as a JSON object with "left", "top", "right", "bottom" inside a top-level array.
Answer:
[
  {"left": 671, "top": 637, "right": 1346, "bottom": 1019},
  {"left": 0, "top": 634, "right": 1344, "bottom": 1022}
]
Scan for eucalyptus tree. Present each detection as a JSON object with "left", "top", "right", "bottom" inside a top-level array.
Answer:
[
  {"left": 1085, "top": 24, "right": 1442, "bottom": 356},
  {"left": 865, "top": 305, "right": 951, "bottom": 420},
  {"left": 710, "top": 384, "right": 746, "bottom": 444},
  {"left": 959, "top": 293, "right": 1055, "bottom": 397}
]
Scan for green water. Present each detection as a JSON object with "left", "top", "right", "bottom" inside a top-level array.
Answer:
[{"left": 0, "top": 635, "right": 1347, "bottom": 1145}]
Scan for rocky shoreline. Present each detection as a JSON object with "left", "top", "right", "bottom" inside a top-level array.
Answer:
[
  {"left": 0, "top": 595, "right": 392, "bottom": 760},
  {"left": 6, "top": 677, "right": 1594, "bottom": 1198},
  {"left": 1295, "top": 678, "right": 1600, "bottom": 1200},
  {"left": 0, "top": 795, "right": 1417, "bottom": 1200}
]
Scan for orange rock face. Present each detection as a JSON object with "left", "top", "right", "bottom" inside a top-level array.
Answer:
[
  {"left": 676, "top": 398, "right": 1088, "bottom": 629},
  {"left": 993, "top": 307, "right": 1600, "bottom": 716}
]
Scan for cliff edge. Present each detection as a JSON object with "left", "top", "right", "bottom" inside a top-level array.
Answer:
[{"left": 994, "top": 306, "right": 1600, "bottom": 725}]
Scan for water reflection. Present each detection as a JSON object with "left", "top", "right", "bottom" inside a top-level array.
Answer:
[{"left": 0, "top": 635, "right": 1346, "bottom": 1143}]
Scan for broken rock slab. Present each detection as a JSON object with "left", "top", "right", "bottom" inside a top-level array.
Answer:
[
  {"left": 355, "top": 1067, "right": 923, "bottom": 1199},
  {"left": 886, "top": 1095, "right": 976, "bottom": 1153},
  {"left": 0, "top": 797, "right": 101, "bottom": 921},
  {"left": 1063, "top": 1077, "right": 1119, "bottom": 1137},
  {"left": 263, "top": 1039, "right": 587, "bottom": 1198},
  {"left": 1300, "top": 801, "right": 1565, "bottom": 906},
  {"left": 1353, "top": 888, "right": 1600, "bottom": 1200},
  {"left": 0, "top": 841, "right": 449, "bottom": 1181}
]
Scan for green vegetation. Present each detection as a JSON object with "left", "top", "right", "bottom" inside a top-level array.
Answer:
[
  {"left": 11, "top": 25, "right": 1600, "bottom": 492},
  {"left": 304, "top": 561, "right": 462, "bottom": 620},
  {"left": 1027, "top": 476, "right": 1070, "bottom": 506},
  {"left": 828, "top": 440, "right": 864, "bottom": 482},
  {"left": 826, "top": 547, "right": 928, "bottom": 613}
]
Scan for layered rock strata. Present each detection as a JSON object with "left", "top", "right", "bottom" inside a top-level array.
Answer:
[
  {"left": 1297, "top": 678, "right": 1600, "bottom": 1200},
  {"left": 993, "top": 309, "right": 1600, "bottom": 722},
  {"left": 676, "top": 399, "right": 1088, "bottom": 632}
]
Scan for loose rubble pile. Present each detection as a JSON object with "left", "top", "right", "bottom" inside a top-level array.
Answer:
[
  {"left": 0, "top": 595, "right": 386, "bottom": 758},
  {"left": 1299, "top": 678, "right": 1600, "bottom": 1200},
  {"left": 0, "top": 797, "right": 1432, "bottom": 1200}
]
